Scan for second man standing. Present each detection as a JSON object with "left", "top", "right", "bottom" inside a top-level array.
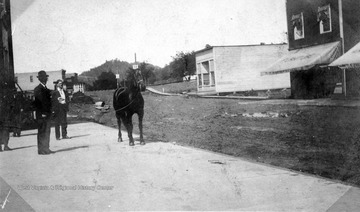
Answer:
[{"left": 52, "top": 79, "right": 71, "bottom": 140}]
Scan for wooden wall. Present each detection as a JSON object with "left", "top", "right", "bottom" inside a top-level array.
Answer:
[
  {"left": 286, "top": 0, "right": 341, "bottom": 50},
  {"left": 213, "top": 45, "right": 290, "bottom": 93}
]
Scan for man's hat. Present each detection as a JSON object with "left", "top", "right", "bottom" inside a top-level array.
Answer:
[{"left": 37, "top": 70, "right": 49, "bottom": 78}]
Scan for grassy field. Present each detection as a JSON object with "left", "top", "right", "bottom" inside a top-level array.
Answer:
[{"left": 68, "top": 82, "right": 360, "bottom": 187}]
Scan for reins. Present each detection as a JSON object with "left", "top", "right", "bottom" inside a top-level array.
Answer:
[{"left": 114, "top": 98, "right": 136, "bottom": 112}]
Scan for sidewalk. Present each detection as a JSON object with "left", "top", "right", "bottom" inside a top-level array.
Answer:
[{"left": 1, "top": 122, "right": 360, "bottom": 211}]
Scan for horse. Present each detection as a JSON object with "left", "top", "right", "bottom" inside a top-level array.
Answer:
[{"left": 113, "top": 69, "right": 146, "bottom": 146}]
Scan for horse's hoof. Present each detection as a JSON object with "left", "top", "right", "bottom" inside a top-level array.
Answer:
[
  {"left": 129, "top": 142, "right": 135, "bottom": 146},
  {"left": 118, "top": 138, "right": 123, "bottom": 142},
  {"left": 140, "top": 142, "right": 145, "bottom": 145}
]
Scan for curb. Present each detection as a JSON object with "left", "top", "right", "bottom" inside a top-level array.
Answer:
[{"left": 146, "top": 87, "right": 268, "bottom": 100}]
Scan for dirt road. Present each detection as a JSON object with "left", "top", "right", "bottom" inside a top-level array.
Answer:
[{"left": 2, "top": 122, "right": 360, "bottom": 211}]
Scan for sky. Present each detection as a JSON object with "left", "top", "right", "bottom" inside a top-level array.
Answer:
[{"left": 11, "top": 0, "right": 287, "bottom": 74}]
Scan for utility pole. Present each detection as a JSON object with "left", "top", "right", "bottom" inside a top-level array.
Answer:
[
  {"left": 132, "top": 53, "right": 138, "bottom": 70},
  {"left": 117, "top": 69, "right": 119, "bottom": 88}
]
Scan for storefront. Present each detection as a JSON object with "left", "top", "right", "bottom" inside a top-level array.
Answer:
[
  {"left": 261, "top": 41, "right": 342, "bottom": 99},
  {"left": 330, "top": 41, "right": 360, "bottom": 97}
]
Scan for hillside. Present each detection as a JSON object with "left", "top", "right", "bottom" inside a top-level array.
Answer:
[{"left": 80, "top": 59, "right": 131, "bottom": 78}]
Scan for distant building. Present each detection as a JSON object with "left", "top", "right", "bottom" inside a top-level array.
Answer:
[
  {"left": 15, "top": 70, "right": 65, "bottom": 92},
  {"left": 262, "top": 0, "right": 360, "bottom": 99},
  {"left": 77, "top": 75, "right": 96, "bottom": 92},
  {"left": 195, "top": 44, "right": 290, "bottom": 94},
  {"left": 15, "top": 70, "right": 91, "bottom": 94},
  {"left": 64, "top": 72, "right": 83, "bottom": 93},
  {"left": 183, "top": 75, "right": 197, "bottom": 81}
]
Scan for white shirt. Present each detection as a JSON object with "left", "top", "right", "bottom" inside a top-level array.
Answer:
[{"left": 57, "top": 87, "right": 66, "bottom": 104}]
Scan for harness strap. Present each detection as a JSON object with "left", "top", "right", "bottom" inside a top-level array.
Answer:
[
  {"left": 114, "top": 98, "right": 136, "bottom": 112},
  {"left": 114, "top": 87, "right": 139, "bottom": 112},
  {"left": 114, "top": 77, "right": 143, "bottom": 112}
]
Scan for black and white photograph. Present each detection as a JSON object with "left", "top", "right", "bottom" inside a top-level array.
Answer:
[{"left": 1, "top": 0, "right": 360, "bottom": 211}]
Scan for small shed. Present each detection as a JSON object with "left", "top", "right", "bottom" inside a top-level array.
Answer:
[{"left": 195, "top": 44, "right": 290, "bottom": 94}]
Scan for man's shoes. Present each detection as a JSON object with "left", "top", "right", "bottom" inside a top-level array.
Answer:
[
  {"left": 4, "top": 146, "right": 12, "bottom": 151},
  {"left": 62, "top": 136, "right": 71, "bottom": 139},
  {"left": 38, "top": 149, "right": 55, "bottom": 155},
  {"left": 38, "top": 150, "right": 50, "bottom": 155},
  {"left": 56, "top": 138, "right": 61, "bottom": 140},
  {"left": 46, "top": 149, "right": 56, "bottom": 154}
]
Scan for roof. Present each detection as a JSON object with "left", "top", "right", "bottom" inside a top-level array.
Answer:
[
  {"left": 65, "top": 73, "right": 78, "bottom": 78},
  {"left": 195, "top": 43, "right": 287, "bottom": 54},
  {"left": 78, "top": 75, "right": 96, "bottom": 86},
  {"left": 15, "top": 70, "right": 65, "bottom": 75}
]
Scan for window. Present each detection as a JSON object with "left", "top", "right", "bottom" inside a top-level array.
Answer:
[
  {"left": 201, "top": 62, "right": 210, "bottom": 86},
  {"left": 197, "top": 63, "right": 201, "bottom": 75},
  {"left": 318, "top": 5, "right": 331, "bottom": 34},
  {"left": 30, "top": 75, "right": 33, "bottom": 82},
  {"left": 291, "top": 12, "right": 304, "bottom": 40},
  {"left": 197, "top": 60, "right": 216, "bottom": 88},
  {"left": 203, "top": 73, "right": 210, "bottom": 86}
]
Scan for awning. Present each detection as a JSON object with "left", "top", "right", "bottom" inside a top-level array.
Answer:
[
  {"left": 261, "top": 41, "right": 341, "bottom": 75},
  {"left": 329, "top": 41, "right": 360, "bottom": 68}
]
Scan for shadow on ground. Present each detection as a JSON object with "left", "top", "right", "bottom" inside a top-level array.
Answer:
[
  {"left": 10, "top": 145, "right": 36, "bottom": 151},
  {"left": 55, "top": 145, "right": 89, "bottom": 153}
]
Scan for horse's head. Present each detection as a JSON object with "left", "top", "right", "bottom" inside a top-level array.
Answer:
[
  {"left": 126, "top": 69, "right": 146, "bottom": 92},
  {"left": 134, "top": 70, "right": 146, "bottom": 92}
]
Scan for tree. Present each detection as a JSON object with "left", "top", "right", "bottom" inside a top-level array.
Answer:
[
  {"left": 170, "top": 51, "right": 196, "bottom": 80},
  {"left": 139, "top": 62, "right": 156, "bottom": 85},
  {"left": 155, "top": 65, "right": 171, "bottom": 81},
  {"left": 93, "top": 71, "right": 117, "bottom": 90}
]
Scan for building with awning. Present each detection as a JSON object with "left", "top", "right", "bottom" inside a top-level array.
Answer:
[
  {"left": 329, "top": 40, "right": 360, "bottom": 96},
  {"left": 261, "top": 41, "right": 341, "bottom": 75},
  {"left": 260, "top": 0, "right": 360, "bottom": 99},
  {"left": 329, "top": 41, "right": 360, "bottom": 68}
]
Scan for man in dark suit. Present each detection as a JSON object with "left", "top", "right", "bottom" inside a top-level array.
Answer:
[
  {"left": 34, "top": 70, "right": 54, "bottom": 155},
  {"left": 52, "top": 79, "right": 71, "bottom": 140}
]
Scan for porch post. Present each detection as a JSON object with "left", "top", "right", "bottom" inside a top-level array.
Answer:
[{"left": 338, "top": 0, "right": 346, "bottom": 96}]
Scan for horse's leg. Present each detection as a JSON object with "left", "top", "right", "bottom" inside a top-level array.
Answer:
[
  {"left": 138, "top": 109, "right": 145, "bottom": 145},
  {"left": 115, "top": 113, "right": 123, "bottom": 142},
  {"left": 123, "top": 115, "right": 134, "bottom": 146}
]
